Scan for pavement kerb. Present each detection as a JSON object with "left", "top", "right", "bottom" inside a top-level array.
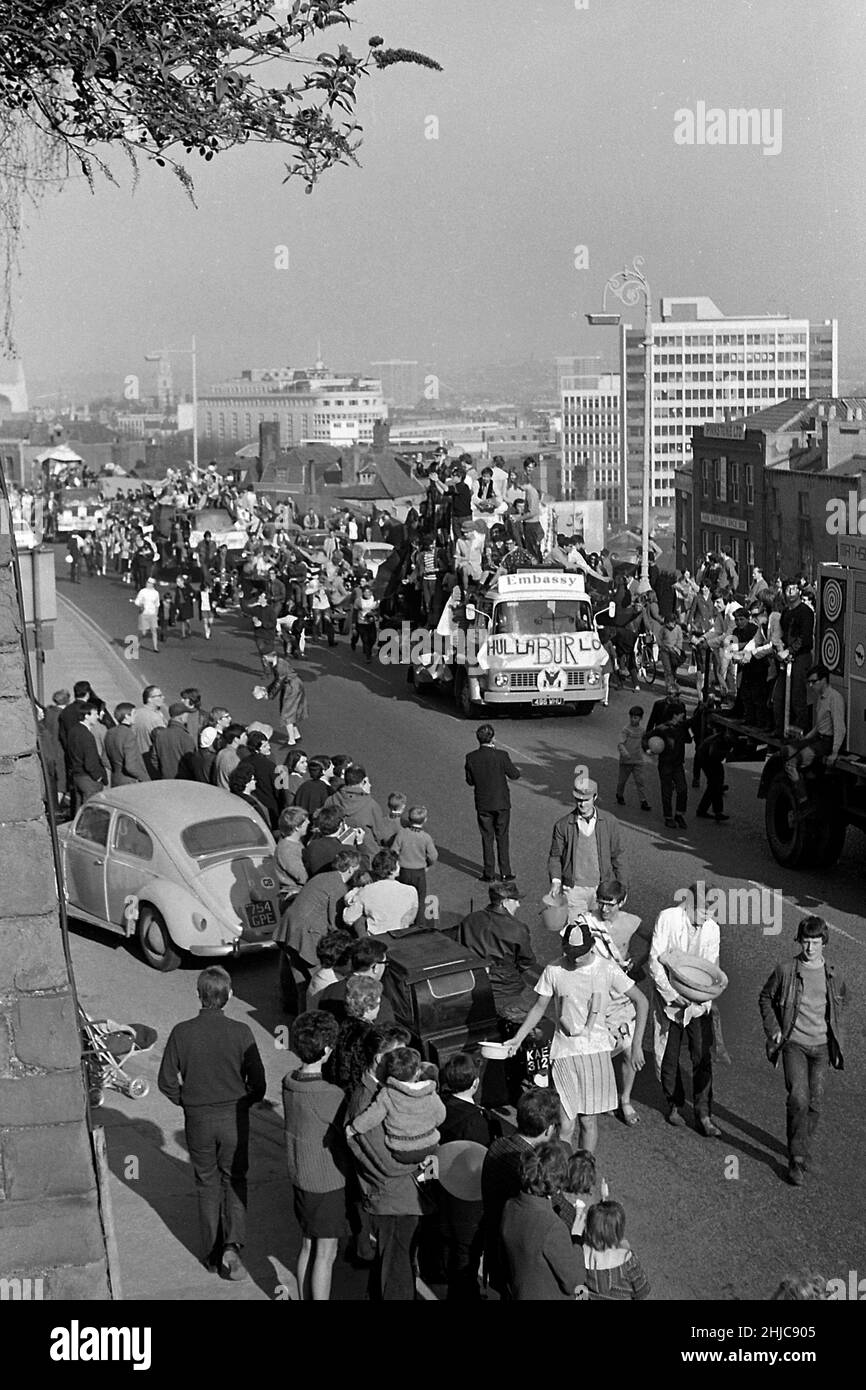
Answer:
[{"left": 56, "top": 592, "right": 143, "bottom": 705}]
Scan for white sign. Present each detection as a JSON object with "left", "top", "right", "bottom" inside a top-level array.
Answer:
[
  {"left": 497, "top": 571, "right": 587, "bottom": 596},
  {"left": 176, "top": 402, "right": 196, "bottom": 431}
]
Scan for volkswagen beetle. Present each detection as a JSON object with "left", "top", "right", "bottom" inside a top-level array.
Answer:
[{"left": 58, "top": 783, "right": 280, "bottom": 971}]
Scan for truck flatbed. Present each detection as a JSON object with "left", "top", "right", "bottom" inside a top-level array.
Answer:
[{"left": 709, "top": 711, "right": 866, "bottom": 782}]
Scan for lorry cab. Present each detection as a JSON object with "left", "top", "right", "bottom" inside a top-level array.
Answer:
[{"left": 454, "top": 570, "right": 609, "bottom": 716}]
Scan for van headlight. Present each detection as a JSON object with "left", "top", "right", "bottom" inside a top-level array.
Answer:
[
  {"left": 493, "top": 674, "right": 509, "bottom": 688},
  {"left": 587, "top": 671, "right": 600, "bottom": 685}
]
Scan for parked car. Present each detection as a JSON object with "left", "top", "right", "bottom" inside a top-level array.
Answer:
[
  {"left": 351, "top": 541, "right": 394, "bottom": 577},
  {"left": 58, "top": 783, "right": 280, "bottom": 971}
]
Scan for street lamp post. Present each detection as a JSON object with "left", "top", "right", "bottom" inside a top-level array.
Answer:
[
  {"left": 587, "top": 258, "right": 653, "bottom": 583},
  {"left": 145, "top": 337, "right": 198, "bottom": 473}
]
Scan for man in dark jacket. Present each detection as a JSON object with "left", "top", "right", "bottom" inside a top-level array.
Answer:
[
  {"left": 323, "top": 765, "right": 391, "bottom": 861},
  {"left": 104, "top": 703, "right": 150, "bottom": 785},
  {"left": 152, "top": 702, "right": 195, "bottom": 779},
  {"left": 59, "top": 679, "right": 115, "bottom": 750},
  {"left": 242, "top": 730, "right": 280, "bottom": 830},
  {"left": 455, "top": 880, "right": 541, "bottom": 1021},
  {"left": 41, "top": 688, "right": 70, "bottom": 808},
  {"left": 759, "top": 915, "right": 848, "bottom": 1188},
  {"left": 66, "top": 704, "right": 109, "bottom": 809},
  {"left": 157, "top": 966, "right": 266, "bottom": 1279},
  {"left": 643, "top": 699, "right": 691, "bottom": 829},
  {"left": 177, "top": 726, "right": 219, "bottom": 784},
  {"left": 547, "top": 780, "right": 627, "bottom": 913},
  {"left": 465, "top": 724, "right": 521, "bottom": 881},
  {"left": 276, "top": 850, "right": 360, "bottom": 1011}
]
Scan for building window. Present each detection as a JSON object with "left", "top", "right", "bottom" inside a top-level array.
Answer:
[
  {"left": 745, "top": 464, "right": 754, "bottom": 506},
  {"left": 730, "top": 461, "right": 739, "bottom": 503},
  {"left": 701, "top": 459, "right": 709, "bottom": 497},
  {"left": 798, "top": 491, "right": 809, "bottom": 516},
  {"left": 746, "top": 540, "right": 756, "bottom": 567}
]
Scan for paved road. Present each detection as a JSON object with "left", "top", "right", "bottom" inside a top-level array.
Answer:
[{"left": 57, "top": 558, "right": 866, "bottom": 1301}]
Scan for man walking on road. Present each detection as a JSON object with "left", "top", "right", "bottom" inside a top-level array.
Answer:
[
  {"left": 759, "top": 916, "right": 848, "bottom": 1187},
  {"left": 547, "top": 779, "right": 627, "bottom": 915},
  {"left": 649, "top": 884, "right": 723, "bottom": 1138},
  {"left": 465, "top": 724, "right": 520, "bottom": 881},
  {"left": 157, "top": 966, "right": 266, "bottom": 1281},
  {"left": 133, "top": 575, "right": 161, "bottom": 654}
]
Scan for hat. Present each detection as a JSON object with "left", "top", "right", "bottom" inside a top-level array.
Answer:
[
  {"left": 168, "top": 701, "right": 188, "bottom": 718},
  {"left": 246, "top": 721, "right": 273, "bottom": 740},
  {"left": 199, "top": 727, "right": 218, "bottom": 749},
  {"left": 435, "top": 1141, "right": 487, "bottom": 1202},
  {"left": 562, "top": 919, "right": 594, "bottom": 957},
  {"left": 573, "top": 777, "right": 598, "bottom": 801}
]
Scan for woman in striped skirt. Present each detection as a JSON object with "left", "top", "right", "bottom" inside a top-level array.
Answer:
[{"left": 506, "top": 920, "right": 649, "bottom": 1153}]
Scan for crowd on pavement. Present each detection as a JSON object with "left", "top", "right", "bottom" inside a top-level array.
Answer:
[{"left": 38, "top": 458, "right": 851, "bottom": 1301}]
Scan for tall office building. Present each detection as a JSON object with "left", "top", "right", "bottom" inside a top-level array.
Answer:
[
  {"left": 560, "top": 373, "right": 622, "bottom": 518},
  {"left": 199, "top": 361, "right": 387, "bottom": 447},
  {"left": 620, "top": 297, "right": 838, "bottom": 519},
  {"left": 370, "top": 360, "right": 421, "bottom": 410}
]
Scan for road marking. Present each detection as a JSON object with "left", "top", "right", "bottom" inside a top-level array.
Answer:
[
  {"left": 747, "top": 881, "right": 863, "bottom": 947},
  {"left": 494, "top": 740, "right": 548, "bottom": 768}
]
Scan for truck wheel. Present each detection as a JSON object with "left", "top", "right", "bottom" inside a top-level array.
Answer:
[
  {"left": 137, "top": 905, "right": 182, "bottom": 972},
  {"left": 764, "top": 774, "right": 810, "bottom": 868},
  {"left": 811, "top": 815, "right": 847, "bottom": 869}
]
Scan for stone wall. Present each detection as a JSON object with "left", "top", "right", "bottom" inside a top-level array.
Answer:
[{"left": 0, "top": 545, "right": 112, "bottom": 1297}]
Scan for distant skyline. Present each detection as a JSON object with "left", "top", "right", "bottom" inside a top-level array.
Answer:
[{"left": 12, "top": 0, "right": 866, "bottom": 399}]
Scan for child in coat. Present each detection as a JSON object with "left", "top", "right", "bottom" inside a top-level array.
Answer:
[{"left": 346, "top": 1045, "right": 445, "bottom": 1164}]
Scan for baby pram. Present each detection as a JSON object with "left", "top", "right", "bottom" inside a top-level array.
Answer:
[{"left": 79, "top": 1006, "right": 158, "bottom": 1107}]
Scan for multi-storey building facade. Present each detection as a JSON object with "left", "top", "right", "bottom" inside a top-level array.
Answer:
[
  {"left": 676, "top": 398, "right": 866, "bottom": 581},
  {"left": 560, "top": 373, "right": 622, "bottom": 517},
  {"left": 622, "top": 297, "right": 837, "bottom": 518},
  {"left": 199, "top": 361, "right": 387, "bottom": 448}
]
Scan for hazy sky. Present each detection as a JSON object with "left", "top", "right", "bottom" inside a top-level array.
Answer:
[{"left": 12, "top": 0, "right": 866, "bottom": 397}]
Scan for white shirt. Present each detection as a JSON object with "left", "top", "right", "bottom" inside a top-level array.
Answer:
[
  {"left": 342, "top": 880, "right": 418, "bottom": 935},
  {"left": 649, "top": 905, "right": 720, "bottom": 1022},
  {"left": 135, "top": 586, "right": 161, "bottom": 616}
]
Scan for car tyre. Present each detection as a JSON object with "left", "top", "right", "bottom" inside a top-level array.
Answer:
[{"left": 137, "top": 904, "right": 182, "bottom": 972}]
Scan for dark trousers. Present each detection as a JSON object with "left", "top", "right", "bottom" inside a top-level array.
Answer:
[
  {"left": 661, "top": 1012, "right": 714, "bottom": 1118},
  {"left": 399, "top": 866, "right": 427, "bottom": 925},
  {"left": 697, "top": 764, "right": 725, "bottom": 816},
  {"left": 522, "top": 520, "right": 544, "bottom": 561},
  {"left": 438, "top": 1195, "right": 484, "bottom": 1301},
  {"left": 184, "top": 1101, "right": 251, "bottom": 1259},
  {"left": 782, "top": 1040, "right": 828, "bottom": 1163},
  {"left": 368, "top": 1213, "right": 419, "bottom": 1301},
  {"left": 659, "top": 763, "right": 687, "bottom": 818},
  {"left": 476, "top": 808, "right": 511, "bottom": 878},
  {"left": 71, "top": 773, "right": 104, "bottom": 813}
]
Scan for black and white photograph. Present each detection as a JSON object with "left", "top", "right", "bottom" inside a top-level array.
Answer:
[{"left": 0, "top": 0, "right": 863, "bottom": 1361}]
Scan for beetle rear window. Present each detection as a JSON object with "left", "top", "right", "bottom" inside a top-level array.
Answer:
[{"left": 181, "top": 817, "right": 269, "bottom": 857}]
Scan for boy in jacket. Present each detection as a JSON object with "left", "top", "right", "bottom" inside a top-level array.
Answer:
[
  {"left": 643, "top": 699, "right": 691, "bottom": 829},
  {"left": 759, "top": 916, "right": 848, "bottom": 1187}
]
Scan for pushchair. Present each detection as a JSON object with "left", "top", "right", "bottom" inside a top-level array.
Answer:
[{"left": 79, "top": 1006, "right": 158, "bottom": 1107}]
